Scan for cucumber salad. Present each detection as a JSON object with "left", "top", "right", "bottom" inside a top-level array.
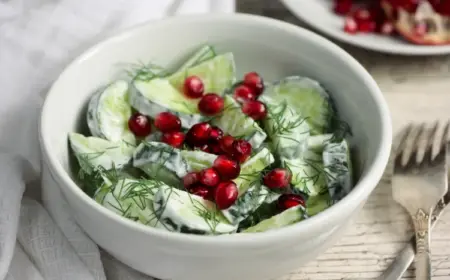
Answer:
[{"left": 69, "top": 45, "right": 353, "bottom": 235}]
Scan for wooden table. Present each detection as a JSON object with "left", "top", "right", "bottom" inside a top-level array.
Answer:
[{"left": 237, "top": 1, "right": 450, "bottom": 279}]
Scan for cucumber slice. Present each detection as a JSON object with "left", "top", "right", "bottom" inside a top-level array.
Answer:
[
  {"left": 323, "top": 139, "right": 353, "bottom": 201},
  {"left": 263, "top": 76, "right": 334, "bottom": 135},
  {"left": 180, "top": 150, "right": 217, "bottom": 171},
  {"left": 87, "top": 80, "right": 135, "bottom": 145},
  {"left": 133, "top": 142, "right": 218, "bottom": 186},
  {"left": 69, "top": 132, "right": 134, "bottom": 171},
  {"left": 212, "top": 95, "right": 267, "bottom": 149},
  {"left": 168, "top": 53, "right": 236, "bottom": 96},
  {"left": 94, "top": 178, "right": 162, "bottom": 226},
  {"left": 243, "top": 205, "right": 306, "bottom": 233},
  {"left": 308, "top": 134, "right": 333, "bottom": 152},
  {"left": 222, "top": 185, "right": 269, "bottom": 225},
  {"left": 306, "top": 192, "right": 332, "bottom": 217},
  {"left": 176, "top": 45, "right": 216, "bottom": 71},
  {"left": 234, "top": 147, "right": 274, "bottom": 196},
  {"left": 153, "top": 185, "right": 237, "bottom": 234},
  {"left": 262, "top": 101, "right": 310, "bottom": 159},
  {"left": 282, "top": 150, "right": 327, "bottom": 196},
  {"left": 130, "top": 78, "right": 204, "bottom": 129}
]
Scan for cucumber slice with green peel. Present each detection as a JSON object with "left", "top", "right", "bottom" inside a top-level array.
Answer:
[
  {"left": 307, "top": 134, "right": 333, "bottom": 152},
  {"left": 128, "top": 63, "right": 169, "bottom": 81},
  {"left": 323, "top": 139, "right": 353, "bottom": 201},
  {"left": 212, "top": 95, "right": 267, "bottom": 149},
  {"left": 262, "top": 100, "right": 310, "bottom": 159},
  {"left": 168, "top": 53, "right": 236, "bottom": 96},
  {"left": 133, "top": 142, "right": 218, "bottom": 186},
  {"left": 130, "top": 78, "right": 205, "bottom": 129},
  {"left": 222, "top": 185, "right": 269, "bottom": 225},
  {"left": 175, "top": 45, "right": 216, "bottom": 71},
  {"left": 263, "top": 76, "right": 334, "bottom": 135},
  {"left": 95, "top": 178, "right": 162, "bottom": 226},
  {"left": 69, "top": 132, "right": 134, "bottom": 171},
  {"left": 153, "top": 185, "right": 237, "bottom": 234},
  {"left": 282, "top": 150, "right": 327, "bottom": 196},
  {"left": 234, "top": 147, "right": 274, "bottom": 196},
  {"left": 87, "top": 80, "right": 135, "bottom": 145},
  {"left": 180, "top": 150, "right": 217, "bottom": 171},
  {"left": 306, "top": 192, "right": 333, "bottom": 217},
  {"left": 243, "top": 205, "right": 306, "bottom": 233}
]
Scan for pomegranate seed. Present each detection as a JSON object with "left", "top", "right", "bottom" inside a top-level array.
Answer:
[
  {"left": 278, "top": 194, "right": 306, "bottom": 211},
  {"left": 209, "top": 126, "right": 224, "bottom": 142},
  {"left": 263, "top": 168, "right": 292, "bottom": 189},
  {"left": 343, "top": 17, "right": 358, "bottom": 34},
  {"left": 214, "top": 181, "right": 239, "bottom": 210},
  {"left": 380, "top": 21, "right": 394, "bottom": 35},
  {"left": 199, "top": 168, "right": 220, "bottom": 187},
  {"left": 243, "top": 72, "right": 264, "bottom": 96},
  {"left": 183, "top": 76, "right": 204, "bottom": 98},
  {"left": 128, "top": 113, "right": 152, "bottom": 137},
  {"left": 198, "top": 93, "right": 225, "bottom": 116},
  {"left": 333, "top": 0, "right": 353, "bottom": 15},
  {"left": 399, "top": 0, "right": 419, "bottom": 13},
  {"left": 213, "top": 155, "right": 241, "bottom": 180},
  {"left": 232, "top": 139, "right": 252, "bottom": 163},
  {"left": 219, "top": 135, "right": 236, "bottom": 155},
  {"left": 358, "top": 20, "right": 377, "bottom": 33},
  {"left": 414, "top": 21, "right": 427, "bottom": 36},
  {"left": 154, "top": 112, "right": 181, "bottom": 132},
  {"left": 438, "top": 1, "right": 450, "bottom": 16},
  {"left": 189, "top": 184, "right": 212, "bottom": 200},
  {"left": 186, "top": 122, "right": 211, "bottom": 147},
  {"left": 183, "top": 172, "right": 200, "bottom": 189},
  {"left": 242, "top": 100, "right": 267, "bottom": 121},
  {"left": 161, "top": 131, "right": 185, "bottom": 148},
  {"left": 233, "top": 84, "right": 256, "bottom": 103},
  {"left": 353, "top": 8, "right": 371, "bottom": 22},
  {"left": 198, "top": 144, "right": 211, "bottom": 153}
]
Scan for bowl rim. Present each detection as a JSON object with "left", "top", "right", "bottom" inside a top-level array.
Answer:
[{"left": 40, "top": 13, "right": 392, "bottom": 247}]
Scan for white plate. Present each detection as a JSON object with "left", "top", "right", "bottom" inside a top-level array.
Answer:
[{"left": 281, "top": 0, "right": 450, "bottom": 55}]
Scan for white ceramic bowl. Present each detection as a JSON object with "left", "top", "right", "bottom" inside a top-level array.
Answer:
[{"left": 39, "top": 14, "right": 392, "bottom": 280}]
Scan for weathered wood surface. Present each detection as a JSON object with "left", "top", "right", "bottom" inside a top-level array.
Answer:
[{"left": 237, "top": 1, "right": 450, "bottom": 279}]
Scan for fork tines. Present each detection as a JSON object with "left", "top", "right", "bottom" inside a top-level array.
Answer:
[{"left": 395, "top": 120, "right": 449, "bottom": 169}]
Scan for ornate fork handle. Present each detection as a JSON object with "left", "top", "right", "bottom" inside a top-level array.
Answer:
[{"left": 412, "top": 208, "right": 432, "bottom": 280}]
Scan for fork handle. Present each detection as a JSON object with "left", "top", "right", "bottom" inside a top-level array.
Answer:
[{"left": 412, "top": 208, "right": 432, "bottom": 280}]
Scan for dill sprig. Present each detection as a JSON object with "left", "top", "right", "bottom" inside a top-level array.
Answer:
[
  {"left": 266, "top": 101, "right": 309, "bottom": 143},
  {"left": 125, "top": 61, "right": 169, "bottom": 82}
]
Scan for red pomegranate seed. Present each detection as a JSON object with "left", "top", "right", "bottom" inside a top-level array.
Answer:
[
  {"left": 353, "top": 8, "right": 371, "bottom": 22},
  {"left": 380, "top": 21, "right": 394, "bottom": 35},
  {"left": 209, "top": 126, "right": 224, "bottom": 142},
  {"left": 219, "top": 135, "right": 236, "bottom": 155},
  {"left": 343, "top": 17, "right": 358, "bottom": 34},
  {"left": 154, "top": 112, "right": 181, "bottom": 132},
  {"left": 189, "top": 184, "right": 212, "bottom": 200},
  {"left": 214, "top": 181, "right": 239, "bottom": 210},
  {"left": 263, "top": 168, "right": 292, "bottom": 189},
  {"left": 209, "top": 142, "right": 223, "bottom": 155},
  {"left": 161, "top": 131, "right": 185, "bottom": 148},
  {"left": 183, "top": 172, "right": 200, "bottom": 189},
  {"left": 438, "top": 1, "right": 450, "bottom": 16},
  {"left": 242, "top": 100, "right": 267, "bottom": 121},
  {"left": 358, "top": 20, "right": 376, "bottom": 33},
  {"left": 183, "top": 75, "right": 204, "bottom": 99},
  {"left": 185, "top": 122, "right": 211, "bottom": 147},
  {"left": 128, "top": 113, "right": 152, "bottom": 137},
  {"left": 213, "top": 155, "right": 241, "bottom": 180},
  {"left": 198, "top": 144, "right": 211, "bottom": 153},
  {"left": 199, "top": 168, "right": 220, "bottom": 187},
  {"left": 243, "top": 72, "right": 264, "bottom": 96},
  {"left": 278, "top": 194, "right": 306, "bottom": 211},
  {"left": 399, "top": 0, "right": 419, "bottom": 13},
  {"left": 233, "top": 84, "right": 256, "bottom": 103},
  {"left": 333, "top": 0, "right": 353, "bottom": 15},
  {"left": 198, "top": 93, "right": 225, "bottom": 116},
  {"left": 232, "top": 139, "right": 252, "bottom": 163}
]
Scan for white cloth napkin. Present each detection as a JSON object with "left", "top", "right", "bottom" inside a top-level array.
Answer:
[{"left": 0, "top": 1, "right": 235, "bottom": 279}]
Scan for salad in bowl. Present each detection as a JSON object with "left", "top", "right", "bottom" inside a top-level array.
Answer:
[{"left": 69, "top": 44, "right": 353, "bottom": 235}]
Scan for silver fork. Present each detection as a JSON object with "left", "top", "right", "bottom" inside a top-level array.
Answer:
[{"left": 392, "top": 121, "right": 449, "bottom": 280}]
